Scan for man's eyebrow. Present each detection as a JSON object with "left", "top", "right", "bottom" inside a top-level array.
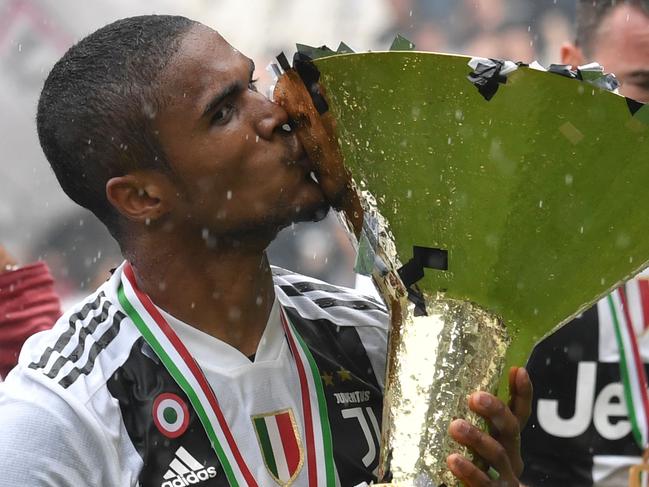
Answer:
[{"left": 200, "top": 60, "right": 256, "bottom": 119}]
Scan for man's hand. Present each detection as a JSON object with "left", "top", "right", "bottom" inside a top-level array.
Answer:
[
  {"left": 447, "top": 366, "right": 532, "bottom": 486},
  {"left": 0, "top": 246, "right": 17, "bottom": 274}
]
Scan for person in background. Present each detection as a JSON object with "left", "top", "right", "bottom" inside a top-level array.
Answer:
[
  {"left": 0, "top": 245, "right": 61, "bottom": 380},
  {"left": 521, "top": 1, "right": 649, "bottom": 485}
]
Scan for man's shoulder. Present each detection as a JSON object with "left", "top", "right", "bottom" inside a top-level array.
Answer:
[
  {"left": 14, "top": 274, "right": 141, "bottom": 403},
  {"left": 271, "top": 266, "right": 388, "bottom": 331}
]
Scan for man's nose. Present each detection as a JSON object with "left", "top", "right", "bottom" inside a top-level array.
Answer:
[{"left": 253, "top": 93, "right": 290, "bottom": 141}]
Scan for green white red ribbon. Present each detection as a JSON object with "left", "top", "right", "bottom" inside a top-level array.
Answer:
[
  {"left": 280, "top": 308, "right": 336, "bottom": 486},
  {"left": 118, "top": 262, "right": 336, "bottom": 486},
  {"left": 609, "top": 287, "right": 649, "bottom": 449}
]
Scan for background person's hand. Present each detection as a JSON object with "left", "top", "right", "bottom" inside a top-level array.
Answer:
[
  {"left": 447, "top": 366, "right": 533, "bottom": 486},
  {"left": 0, "top": 246, "right": 17, "bottom": 273}
]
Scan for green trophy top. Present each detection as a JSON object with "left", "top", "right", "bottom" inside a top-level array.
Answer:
[{"left": 312, "top": 51, "right": 649, "bottom": 372}]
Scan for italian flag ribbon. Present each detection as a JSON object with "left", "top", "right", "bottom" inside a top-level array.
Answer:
[
  {"left": 609, "top": 287, "right": 649, "bottom": 449},
  {"left": 279, "top": 309, "right": 336, "bottom": 486},
  {"left": 118, "top": 262, "right": 336, "bottom": 486}
]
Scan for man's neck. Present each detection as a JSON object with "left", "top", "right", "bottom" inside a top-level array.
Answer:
[{"left": 126, "top": 233, "right": 276, "bottom": 357}]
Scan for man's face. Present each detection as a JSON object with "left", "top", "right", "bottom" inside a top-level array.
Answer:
[
  {"left": 155, "top": 25, "right": 327, "bottom": 238},
  {"left": 590, "top": 4, "right": 649, "bottom": 102}
]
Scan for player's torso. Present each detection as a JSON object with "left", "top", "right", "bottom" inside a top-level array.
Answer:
[
  {"left": 522, "top": 279, "right": 649, "bottom": 486},
  {"left": 110, "top": 310, "right": 384, "bottom": 487}
]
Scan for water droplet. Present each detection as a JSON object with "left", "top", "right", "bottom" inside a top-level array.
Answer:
[{"left": 228, "top": 306, "right": 241, "bottom": 320}]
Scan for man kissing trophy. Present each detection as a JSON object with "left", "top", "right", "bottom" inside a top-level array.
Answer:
[{"left": 272, "top": 40, "right": 649, "bottom": 486}]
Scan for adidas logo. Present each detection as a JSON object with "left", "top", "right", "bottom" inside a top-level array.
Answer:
[{"left": 161, "top": 446, "right": 217, "bottom": 487}]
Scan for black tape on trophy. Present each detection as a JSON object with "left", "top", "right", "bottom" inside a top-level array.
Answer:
[
  {"left": 397, "top": 246, "right": 448, "bottom": 315},
  {"left": 398, "top": 246, "right": 448, "bottom": 287},
  {"left": 275, "top": 51, "right": 329, "bottom": 115},
  {"left": 627, "top": 97, "right": 645, "bottom": 116},
  {"left": 293, "top": 52, "right": 329, "bottom": 114},
  {"left": 467, "top": 59, "right": 509, "bottom": 101},
  {"left": 626, "top": 97, "right": 649, "bottom": 124}
]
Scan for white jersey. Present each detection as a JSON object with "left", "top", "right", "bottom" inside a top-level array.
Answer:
[{"left": 0, "top": 263, "right": 388, "bottom": 487}]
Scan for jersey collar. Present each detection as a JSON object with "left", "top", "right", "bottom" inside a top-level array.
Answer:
[{"left": 158, "top": 296, "right": 285, "bottom": 373}]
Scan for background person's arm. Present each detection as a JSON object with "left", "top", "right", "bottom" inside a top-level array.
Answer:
[{"left": 0, "top": 249, "right": 61, "bottom": 379}]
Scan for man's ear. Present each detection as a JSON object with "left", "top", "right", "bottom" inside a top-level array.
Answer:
[
  {"left": 560, "top": 42, "right": 586, "bottom": 68},
  {"left": 106, "top": 171, "right": 175, "bottom": 224}
]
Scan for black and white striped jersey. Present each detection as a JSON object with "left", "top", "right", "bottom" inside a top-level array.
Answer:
[
  {"left": 521, "top": 272, "right": 649, "bottom": 487},
  {"left": 0, "top": 263, "right": 388, "bottom": 487}
]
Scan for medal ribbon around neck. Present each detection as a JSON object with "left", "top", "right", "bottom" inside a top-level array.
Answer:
[
  {"left": 609, "top": 287, "right": 649, "bottom": 449},
  {"left": 118, "top": 262, "right": 336, "bottom": 486},
  {"left": 279, "top": 307, "right": 336, "bottom": 486}
]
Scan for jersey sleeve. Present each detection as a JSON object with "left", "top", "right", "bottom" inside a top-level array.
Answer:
[
  {"left": 0, "top": 371, "right": 126, "bottom": 486},
  {"left": 355, "top": 319, "right": 388, "bottom": 391}
]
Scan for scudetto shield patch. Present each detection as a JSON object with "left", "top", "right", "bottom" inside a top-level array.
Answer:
[
  {"left": 252, "top": 408, "right": 304, "bottom": 486},
  {"left": 153, "top": 392, "right": 190, "bottom": 439}
]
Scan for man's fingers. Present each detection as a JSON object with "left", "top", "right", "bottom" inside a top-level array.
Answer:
[
  {"left": 448, "top": 419, "right": 516, "bottom": 481},
  {"left": 469, "top": 392, "right": 520, "bottom": 442},
  {"left": 447, "top": 453, "right": 492, "bottom": 487},
  {"left": 509, "top": 367, "right": 533, "bottom": 428},
  {"left": 467, "top": 392, "right": 523, "bottom": 476},
  {"left": 448, "top": 371, "right": 531, "bottom": 485}
]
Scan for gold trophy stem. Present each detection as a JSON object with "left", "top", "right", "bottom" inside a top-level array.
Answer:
[{"left": 377, "top": 294, "right": 510, "bottom": 486}]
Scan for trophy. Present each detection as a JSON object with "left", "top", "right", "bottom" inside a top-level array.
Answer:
[{"left": 273, "top": 42, "right": 649, "bottom": 486}]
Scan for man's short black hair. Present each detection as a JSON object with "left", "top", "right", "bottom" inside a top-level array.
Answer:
[
  {"left": 37, "top": 15, "right": 197, "bottom": 240},
  {"left": 576, "top": 0, "right": 649, "bottom": 56}
]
